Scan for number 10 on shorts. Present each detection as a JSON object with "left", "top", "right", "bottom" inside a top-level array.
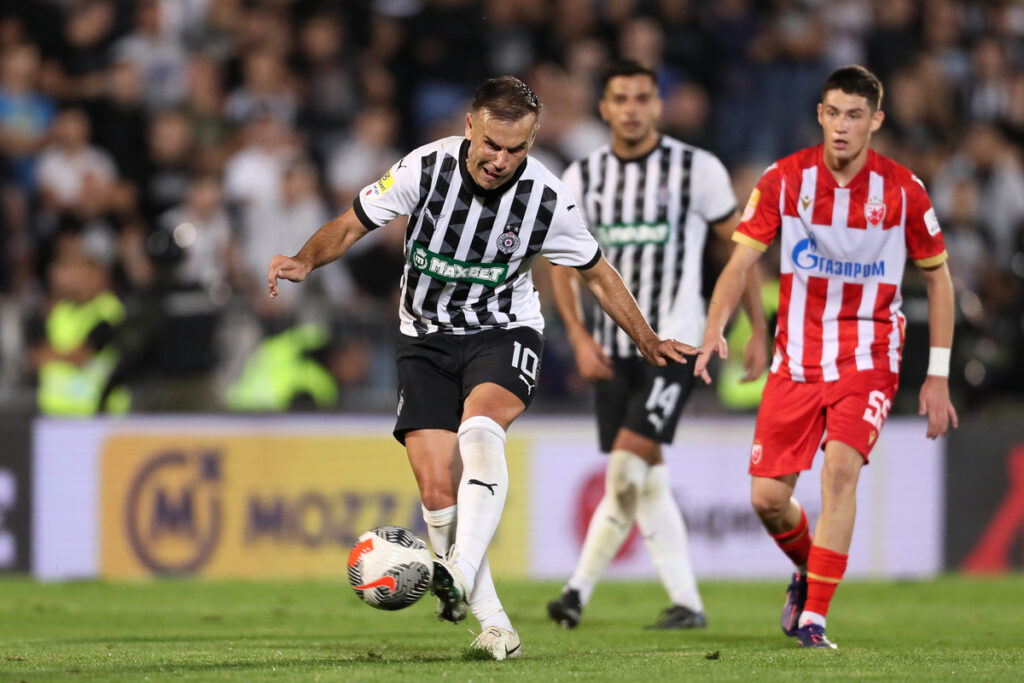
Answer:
[{"left": 512, "top": 341, "right": 539, "bottom": 380}]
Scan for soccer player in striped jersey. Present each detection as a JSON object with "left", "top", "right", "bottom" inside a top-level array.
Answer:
[
  {"left": 268, "top": 76, "right": 699, "bottom": 660},
  {"left": 546, "top": 59, "right": 768, "bottom": 630},
  {"left": 695, "top": 65, "right": 959, "bottom": 649}
]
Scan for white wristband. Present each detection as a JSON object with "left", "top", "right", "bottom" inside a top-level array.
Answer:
[{"left": 927, "top": 346, "right": 951, "bottom": 378}]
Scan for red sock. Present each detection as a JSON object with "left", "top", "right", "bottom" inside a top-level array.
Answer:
[
  {"left": 770, "top": 507, "right": 812, "bottom": 568},
  {"left": 804, "top": 544, "right": 848, "bottom": 618}
]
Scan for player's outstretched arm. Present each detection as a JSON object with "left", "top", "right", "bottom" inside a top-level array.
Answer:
[
  {"left": 714, "top": 213, "right": 769, "bottom": 383},
  {"left": 549, "top": 263, "right": 612, "bottom": 380},
  {"left": 918, "top": 261, "right": 959, "bottom": 439},
  {"left": 267, "top": 206, "right": 369, "bottom": 298},
  {"left": 694, "top": 243, "right": 764, "bottom": 382},
  {"left": 577, "top": 255, "right": 701, "bottom": 372}
]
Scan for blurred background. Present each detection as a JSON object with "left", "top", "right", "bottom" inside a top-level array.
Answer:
[{"left": 0, "top": 0, "right": 1022, "bottom": 580}]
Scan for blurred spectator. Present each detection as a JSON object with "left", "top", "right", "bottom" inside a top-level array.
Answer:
[
  {"left": 225, "top": 47, "right": 298, "bottom": 126},
  {"left": 293, "top": 12, "right": 359, "bottom": 155},
  {"left": 223, "top": 112, "right": 300, "bottom": 208},
  {"left": 139, "top": 109, "right": 196, "bottom": 225},
  {"left": 156, "top": 174, "right": 234, "bottom": 295},
  {"left": 41, "top": 0, "right": 120, "bottom": 104},
  {"left": 90, "top": 59, "right": 148, "bottom": 185},
  {"left": 183, "top": 54, "right": 231, "bottom": 173},
  {"left": 239, "top": 158, "right": 333, "bottom": 315},
  {"left": 35, "top": 107, "right": 117, "bottom": 221},
  {"left": 326, "top": 105, "right": 400, "bottom": 210},
  {"left": 110, "top": 0, "right": 188, "bottom": 111},
  {"left": 865, "top": 0, "right": 921, "bottom": 85},
  {"left": 28, "top": 227, "right": 129, "bottom": 415},
  {"left": 965, "top": 36, "right": 1011, "bottom": 123},
  {"left": 932, "top": 123, "right": 1024, "bottom": 268},
  {"left": 0, "top": 43, "right": 55, "bottom": 193}
]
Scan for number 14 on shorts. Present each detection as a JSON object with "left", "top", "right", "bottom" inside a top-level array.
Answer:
[{"left": 646, "top": 376, "right": 681, "bottom": 431}]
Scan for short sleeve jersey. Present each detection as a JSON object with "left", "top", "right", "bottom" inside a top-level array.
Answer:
[
  {"left": 562, "top": 136, "right": 736, "bottom": 356},
  {"left": 734, "top": 145, "right": 947, "bottom": 382},
  {"left": 354, "top": 136, "right": 600, "bottom": 337}
]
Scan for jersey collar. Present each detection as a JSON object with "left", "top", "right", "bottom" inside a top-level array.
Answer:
[
  {"left": 612, "top": 135, "right": 663, "bottom": 164},
  {"left": 459, "top": 138, "right": 530, "bottom": 199},
  {"left": 815, "top": 143, "right": 875, "bottom": 190}
]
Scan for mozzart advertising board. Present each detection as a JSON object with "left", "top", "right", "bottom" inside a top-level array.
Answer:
[
  {"left": 32, "top": 417, "right": 527, "bottom": 580},
  {"left": 32, "top": 415, "right": 941, "bottom": 580}
]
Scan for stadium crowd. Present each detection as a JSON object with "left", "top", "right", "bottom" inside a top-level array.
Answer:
[{"left": 0, "top": 0, "right": 1021, "bottom": 415}]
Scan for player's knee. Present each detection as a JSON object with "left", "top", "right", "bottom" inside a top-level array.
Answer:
[
  {"left": 420, "top": 487, "right": 457, "bottom": 510},
  {"left": 750, "top": 490, "right": 789, "bottom": 522},
  {"left": 606, "top": 449, "right": 648, "bottom": 517},
  {"left": 822, "top": 451, "right": 862, "bottom": 494}
]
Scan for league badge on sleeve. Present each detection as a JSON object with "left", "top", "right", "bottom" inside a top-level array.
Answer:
[{"left": 864, "top": 197, "right": 885, "bottom": 228}]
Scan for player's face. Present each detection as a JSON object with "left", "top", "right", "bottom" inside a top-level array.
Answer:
[
  {"left": 817, "top": 90, "right": 884, "bottom": 167},
  {"left": 600, "top": 75, "right": 661, "bottom": 148},
  {"left": 465, "top": 109, "right": 538, "bottom": 190}
]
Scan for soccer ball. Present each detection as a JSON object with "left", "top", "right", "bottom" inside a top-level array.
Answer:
[{"left": 347, "top": 526, "right": 434, "bottom": 610}]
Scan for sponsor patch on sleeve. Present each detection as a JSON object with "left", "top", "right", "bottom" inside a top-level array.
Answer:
[
  {"left": 741, "top": 188, "right": 761, "bottom": 222},
  {"left": 924, "top": 207, "right": 941, "bottom": 236},
  {"left": 364, "top": 170, "right": 395, "bottom": 201}
]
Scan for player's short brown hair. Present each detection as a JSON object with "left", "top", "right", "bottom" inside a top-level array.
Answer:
[
  {"left": 601, "top": 59, "right": 658, "bottom": 92},
  {"left": 822, "top": 65, "right": 884, "bottom": 111},
  {"left": 472, "top": 76, "right": 542, "bottom": 122}
]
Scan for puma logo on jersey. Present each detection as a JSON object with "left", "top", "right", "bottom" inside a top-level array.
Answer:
[
  {"left": 518, "top": 374, "right": 534, "bottom": 394},
  {"left": 468, "top": 479, "right": 498, "bottom": 495}
]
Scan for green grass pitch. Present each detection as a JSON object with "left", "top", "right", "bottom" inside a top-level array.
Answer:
[{"left": 1, "top": 576, "right": 1022, "bottom": 681}]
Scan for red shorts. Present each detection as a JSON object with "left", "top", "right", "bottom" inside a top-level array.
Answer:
[{"left": 748, "top": 370, "right": 899, "bottom": 478}]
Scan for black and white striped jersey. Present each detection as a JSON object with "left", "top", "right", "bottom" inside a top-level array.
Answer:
[
  {"left": 354, "top": 136, "right": 601, "bottom": 337},
  {"left": 562, "top": 135, "right": 736, "bottom": 357}
]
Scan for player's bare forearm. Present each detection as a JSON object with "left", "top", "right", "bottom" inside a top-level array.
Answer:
[
  {"left": 550, "top": 262, "right": 612, "bottom": 380},
  {"left": 550, "top": 264, "right": 589, "bottom": 344},
  {"left": 295, "top": 207, "right": 369, "bottom": 271},
  {"left": 695, "top": 242, "right": 764, "bottom": 378},
  {"left": 921, "top": 262, "right": 954, "bottom": 349},
  {"left": 267, "top": 207, "right": 369, "bottom": 297},
  {"left": 579, "top": 257, "right": 659, "bottom": 354},
  {"left": 917, "top": 261, "right": 958, "bottom": 438}
]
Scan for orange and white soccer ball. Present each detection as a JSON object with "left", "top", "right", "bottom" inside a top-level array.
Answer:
[{"left": 347, "top": 526, "right": 434, "bottom": 610}]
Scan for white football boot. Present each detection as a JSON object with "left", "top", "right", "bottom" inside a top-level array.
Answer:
[{"left": 471, "top": 626, "right": 522, "bottom": 660}]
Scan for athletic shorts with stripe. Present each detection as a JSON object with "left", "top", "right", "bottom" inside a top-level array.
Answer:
[
  {"left": 749, "top": 369, "right": 899, "bottom": 477},
  {"left": 393, "top": 327, "right": 544, "bottom": 444},
  {"left": 594, "top": 357, "right": 698, "bottom": 453}
]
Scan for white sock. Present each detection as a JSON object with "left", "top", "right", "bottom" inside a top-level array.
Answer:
[
  {"left": 453, "top": 416, "right": 508, "bottom": 593},
  {"left": 472, "top": 557, "right": 514, "bottom": 632},
  {"left": 800, "top": 611, "right": 826, "bottom": 628},
  {"left": 636, "top": 464, "right": 704, "bottom": 613},
  {"left": 422, "top": 504, "right": 512, "bottom": 632},
  {"left": 568, "top": 450, "right": 648, "bottom": 606},
  {"left": 422, "top": 504, "right": 456, "bottom": 557}
]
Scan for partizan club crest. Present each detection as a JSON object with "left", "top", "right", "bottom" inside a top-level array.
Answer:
[{"left": 496, "top": 223, "right": 521, "bottom": 254}]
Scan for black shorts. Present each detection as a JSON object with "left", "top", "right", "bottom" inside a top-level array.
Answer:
[
  {"left": 394, "top": 327, "right": 544, "bottom": 444},
  {"left": 595, "top": 357, "right": 698, "bottom": 453}
]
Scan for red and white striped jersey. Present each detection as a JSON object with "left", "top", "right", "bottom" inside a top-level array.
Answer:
[{"left": 734, "top": 145, "right": 947, "bottom": 382}]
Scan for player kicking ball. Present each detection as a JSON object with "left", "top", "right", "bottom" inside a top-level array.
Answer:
[
  {"left": 269, "top": 76, "right": 698, "bottom": 660},
  {"left": 695, "top": 65, "right": 958, "bottom": 649}
]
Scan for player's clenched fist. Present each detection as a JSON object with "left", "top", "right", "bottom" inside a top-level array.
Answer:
[{"left": 267, "top": 254, "right": 312, "bottom": 298}]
